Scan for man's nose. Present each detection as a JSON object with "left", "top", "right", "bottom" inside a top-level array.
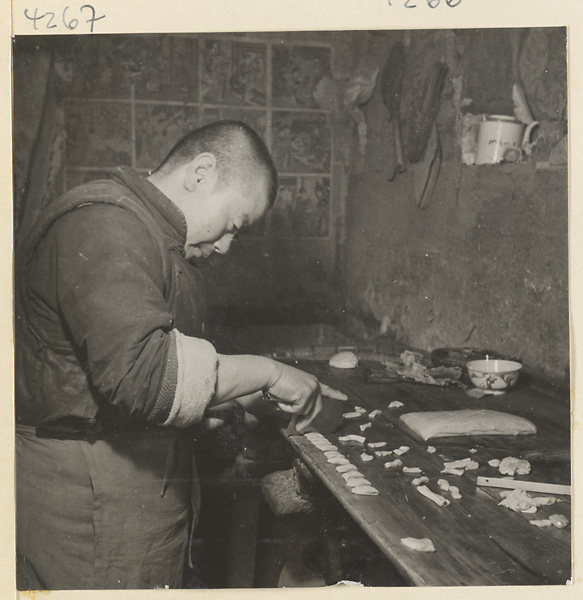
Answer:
[{"left": 213, "top": 234, "right": 234, "bottom": 255}]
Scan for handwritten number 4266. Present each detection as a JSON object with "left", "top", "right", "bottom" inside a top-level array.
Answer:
[
  {"left": 24, "top": 5, "right": 106, "bottom": 32},
  {"left": 390, "top": 0, "right": 463, "bottom": 6}
]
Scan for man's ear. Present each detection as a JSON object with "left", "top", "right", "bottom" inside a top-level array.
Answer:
[{"left": 184, "top": 153, "right": 218, "bottom": 192}]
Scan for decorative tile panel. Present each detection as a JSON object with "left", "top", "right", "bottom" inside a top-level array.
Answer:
[
  {"left": 65, "top": 101, "right": 132, "bottom": 167},
  {"left": 272, "top": 112, "right": 331, "bottom": 173},
  {"left": 272, "top": 176, "right": 330, "bottom": 238},
  {"left": 55, "top": 36, "right": 136, "bottom": 99},
  {"left": 201, "top": 39, "right": 267, "bottom": 106},
  {"left": 135, "top": 104, "right": 200, "bottom": 169},
  {"left": 133, "top": 36, "right": 199, "bottom": 102},
  {"left": 272, "top": 45, "right": 331, "bottom": 108}
]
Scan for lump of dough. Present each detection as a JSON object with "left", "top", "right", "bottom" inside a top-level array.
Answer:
[
  {"left": 351, "top": 485, "right": 380, "bottom": 496},
  {"left": 549, "top": 514, "right": 569, "bottom": 529},
  {"left": 401, "top": 537, "right": 436, "bottom": 552},
  {"left": 498, "top": 457, "right": 531, "bottom": 476},
  {"left": 336, "top": 463, "right": 358, "bottom": 473},
  {"left": 400, "top": 409, "right": 537, "bottom": 440},
  {"left": 347, "top": 477, "right": 372, "bottom": 487},
  {"left": 339, "top": 434, "right": 366, "bottom": 444},
  {"left": 329, "top": 351, "right": 359, "bottom": 369}
]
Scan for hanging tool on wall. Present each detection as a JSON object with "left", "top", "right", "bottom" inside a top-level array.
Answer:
[
  {"left": 380, "top": 42, "right": 406, "bottom": 181},
  {"left": 412, "top": 123, "right": 442, "bottom": 211},
  {"left": 344, "top": 56, "right": 381, "bottom": 156},
  {"left": 406, "top": 59, "right": 448, "bottom": 164}
]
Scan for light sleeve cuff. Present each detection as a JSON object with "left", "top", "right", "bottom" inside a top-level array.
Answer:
[{"left": 162, "top": 329, "right": 218, "bottom": 428}]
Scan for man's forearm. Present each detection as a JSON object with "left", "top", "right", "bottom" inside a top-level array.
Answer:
[{"left": 212, "top": 354, "right": 280, "bottom": 405}]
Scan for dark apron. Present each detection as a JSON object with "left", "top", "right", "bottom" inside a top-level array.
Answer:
[{"left": 16, "top": 425, "right": 200, "bottom": 590}]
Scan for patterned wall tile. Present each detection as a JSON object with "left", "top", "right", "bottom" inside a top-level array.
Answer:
[
  {"left": 133, "top": 36, "right": 199, "bottom": 102},
  {"left": 65, "top": 101, "right": 132, "bottom": 167},
  {"left": 201, "top": 39, "right": 267, "bottom": 106},
  {"left": 202, "top": 108, "right": 268, "bottom": 140},
  {"left": 272, "top": 176, "right": 330, "bottom": 238},
  {"left": 272, "top": 112, "right": 331, "bottom": 173},
  {"left": 272, "top": 45, "right": 331, "bottom": 108},
  {"left": 55, "top": 35, "right": 136, "bottom": 99},
  {"left": 135, "top": 104, "right": 200, "bottom": 169},
  {"left": 65, "top": 168, "right": 115, "bottom": 191}
]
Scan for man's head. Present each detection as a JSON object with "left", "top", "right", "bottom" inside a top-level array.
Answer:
[{"left": 149, "top": 120, "right": 278, "bottom": 259}]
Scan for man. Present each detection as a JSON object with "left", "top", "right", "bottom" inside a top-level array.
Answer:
[{"left": 15, "top": 120, "right": 346, "bottom": 590}]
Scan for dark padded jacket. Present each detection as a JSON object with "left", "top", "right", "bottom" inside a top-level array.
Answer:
[{"left": 15, "top": 167, "right": 208, "bottom": 437}]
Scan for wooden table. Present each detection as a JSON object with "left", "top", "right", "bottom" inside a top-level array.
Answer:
[{"left": 285, "top": 360, "right": 571, "bottom": 586}]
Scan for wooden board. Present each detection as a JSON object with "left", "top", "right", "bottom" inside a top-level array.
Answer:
[{"left": 285, "top": 361, "right": 572, "bottom": 586}]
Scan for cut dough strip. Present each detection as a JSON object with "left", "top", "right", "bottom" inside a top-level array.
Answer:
[
  {"left": 416, "top": 485, "right": 451, "bottom": 507},
  {"left": 352, "top": 485, "right": 380, "bottom": 496},
  {"left": 336, "top": 463, "right": 359, "bottom": 473},
  {"left": 401, "top": 537, "right": 436, "bottom": 552}
]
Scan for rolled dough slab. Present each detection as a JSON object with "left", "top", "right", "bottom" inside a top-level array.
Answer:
[{"left": 400, "top": 409, "right": 537, "bottom": 441}]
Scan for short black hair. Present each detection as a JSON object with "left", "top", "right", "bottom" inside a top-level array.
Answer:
[{"left": 154, "top": 120, "right": 278, "bottom": 207}]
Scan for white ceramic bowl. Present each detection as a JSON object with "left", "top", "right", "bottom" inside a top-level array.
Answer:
[{"left": 466, "top": 359, "right": 522, "bottom": 391}]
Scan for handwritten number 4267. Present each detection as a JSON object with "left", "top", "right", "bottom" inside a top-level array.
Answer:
[{"left": 24, "top": 5, "right": 106, "bottom": 32}]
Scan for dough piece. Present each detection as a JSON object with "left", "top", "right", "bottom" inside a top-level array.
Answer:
[
  {"left": 441, "top": 468, "right": 465, "bottom": 476},
  {"left": 389, "top": 401, "right": 404, "bottom": 409},
  {"left": 437, "top": 479, "right": 450, "bottom": 491},
  {"left": 403, "top": 467, "right": 423, "bottom": 474},
  {"left": 368, "top": 441, "right": 387, "bottom": 449},
  {"left": 384, "top": 459, "right": 403, "bottom": 469},
  {"left": 401, "top": 537, "right": 436, "bottom": 553},
  {"left": 400, "top": 410, "right": 537, "bottom": 440},
  {"left": 305, "top": 432, "right": 325, "bottom": 440},
  {"left": 444, "top": 458, "right": 479, "bottom": 471},
  {"left": 426, "top": 446, "right": 437, "bottom": 454},
  {"left": 530, "top": 519, "right": 553, "bottom": 528},
  {"left": 469, "top": 448, "right": 478, "bottom": 454},
  {"left": 394, "top": 446, "right": 410, "bottom": 456},
  {"left": 375, "top": 450, "right": 393, "bottom": 458},
  {"left": 360, "top": 452, "right": 374, "bottom": 462},
  {"left": 369, "top": 410, "right": 382, "bottom": 419},
  {"left": 359, "top": 422, "right": 372, "bottom": 432},
  {"left": 347, "top": 477, "right": 372, "bottom": 487},
  {"left": 355, "top": 406, "right": 367, "bottom": 413},
  {"left": 549, "top": 514, "right": 569, "bottom": 529},
  {"left": 498, "top": 457, "right": 531, "bottom": 476},
  {"left": 416, "top": 485, "right": 451, "bottom": 507},
  {"left": 499, "top": 489, "right": 542, "bottom": 513},
  {"left": 339, "top": 434, "right": 366, "bottom": 444},
  {"left": 351, "top": 485, "right": 380, "bottom": 496},
  {"left": 412, "top": 476, "right": 429, "bottom": 486},
  {"left": 488, "top": 459, "right": 501, "bottom": 468},
  {"left": 329, "top": 350, "right": 359, "bottom": 369},
  {"left": 342, "top": 471, "right": 365, "bottom": 482},
  {"left": 336, "top": 463, "right": 358, "bottom": 473},
  {"left": 315, "top": 444, "right": 338, "bottom": 452},
  {"left": 324, "top": 451, "right": 343, "bottom": 459},
  {"left": 343, "top": 412, "right": 364, "bottom": 419},
  {"left": 449, "top": 486, "right": 462, "bottom": 500},
  {"left": 327, "top": 456, "right": 350, "bottom": 465}
]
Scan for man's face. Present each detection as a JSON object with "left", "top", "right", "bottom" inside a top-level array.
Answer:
[{"left": 183, "top": 174, "right": 269, "bottom": 260}]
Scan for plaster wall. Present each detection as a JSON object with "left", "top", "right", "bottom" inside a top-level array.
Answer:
[{"left": 343, "top": 28, "right": 569, "bottom": 380}]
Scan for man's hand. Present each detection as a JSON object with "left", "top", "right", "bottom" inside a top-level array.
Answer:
[{"left": 265, "top": 361, "right": 348, "bottom": 415}]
